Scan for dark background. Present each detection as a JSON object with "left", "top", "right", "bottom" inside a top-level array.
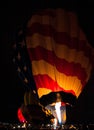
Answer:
[{"left": 0, "top": 0, "right": 94, "bottom": 124}]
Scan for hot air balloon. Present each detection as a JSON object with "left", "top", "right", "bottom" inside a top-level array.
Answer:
[
  {"left": 23, "top": 8, "right": 94, "bottom": 125},
  {"left": 13, "top": 6, "right": 94, "bottom": 126}
]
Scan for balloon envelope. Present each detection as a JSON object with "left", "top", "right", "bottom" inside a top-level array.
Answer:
[{"left": 25, "top": 8, "right": 94, "bottom": 105}]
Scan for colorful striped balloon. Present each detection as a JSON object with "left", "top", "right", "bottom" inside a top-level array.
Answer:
[{"left": 25, "top": 8, "right": 94, "bottom": 106}]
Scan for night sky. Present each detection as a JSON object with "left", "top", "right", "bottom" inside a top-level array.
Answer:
[{"left": 0, "top": 0, "right": 94, "bottom": 124}]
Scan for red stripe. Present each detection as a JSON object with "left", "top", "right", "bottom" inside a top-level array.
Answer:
[
  {"left": 34, "top": 74, "right": 76, "bottom": 96},
  {"left": 27, "top": 46, "right": 87, "bottom": 86},
  {"left": 26, "top": 23, "right": 93, "bottom": 64}
]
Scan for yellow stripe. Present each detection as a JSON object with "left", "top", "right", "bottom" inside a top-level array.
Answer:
[
  {"left": 38, "top": 88, "right": 52, "bottom": 98},
  {"left": 32, "top": 60, "right": 83, "bottom": 98},
  {"left": 26, "top": 34, "right": 92, "bottom": 76}
]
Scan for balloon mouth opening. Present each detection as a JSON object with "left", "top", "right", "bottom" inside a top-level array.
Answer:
[{"left": 40, "top": 91, "right": 77, "bottom": 107}]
